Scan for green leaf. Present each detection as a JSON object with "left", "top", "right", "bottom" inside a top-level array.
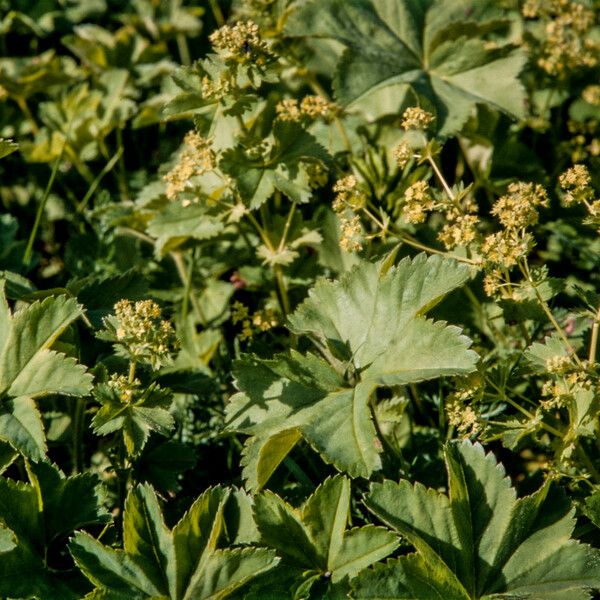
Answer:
[
  {"left": 286, "top": 0, "right": 527, "bottom": 134},
  {"left": 253, "top": 490, "right": 317, "bottom": 568},
  {"left": 0, "top": 283, "right": 92, "bottom": 460},
  {"left": 0, "top": 439, "right": 17, "bottom": 474},
  {"left": 70, "top": 270, "right": 148, "bottom": 328},
  {"left": 254, "top": 475, "right": 398, "bottom": 593},
  {"left": 0, "top": 138, "right": 17, "bottom": 159},
  {"left": 0, "top": 396, "right": 47, "bottom": 459},
  {"left": 227, "top": 351, "right": 376, "bottom": 478},
  {"left": 351, "top": 554, "right": 464, "bottom": 599},
  {"left": 525, "top": 332, "right": 568, "bottom": 371},
  {"left": 123, "top": 484, "right": 175, "bottom": 597},
  {"left": 240, "top": 428, "right": 302, "bottom": 492},
  {"left": 0, "top": 285, "right": 91, "bottom": 458},
  {"left": 0, "top": 291, "right": 92, "bottom": 397},
  {"left": 355, "top": 440, "right": 600, "bottom": 599},
  {"left": 173, "top": 486, "right": 230, "bottom": 598},
  {"left": 183, "top": 547, "right": 278, "bottom": 600},
  {"left": 71, "top": 484, "right": 278, "bottom": 600},
  {"left": 27, "top": 460, "right": 110, "bottom": 543},
  {"left": 71, "top": 532, "right": 162, "bottom": 599},
  {"left": 288, "top": 254, "right": 477, "bottom": 380},
  {"left": 147, "top": 203, "right": 225, "bottom": 257},
  {"left": 0, "top": 462, "right": 108, "bottom": 599},
  {"left": 227, "top": 254, "right": 477, "bottom": 480},
  {"left": 0, "top": 521, "right": 16, "bottom": 553},
  {"left": 221, "top": 121, "right": 330, "bottom": 208},
  {"left": 92, "top": 382, "right": 174, "bottom": 457},
  {"left": 584, "top": 490, "right": 600, "bottom": 530}
]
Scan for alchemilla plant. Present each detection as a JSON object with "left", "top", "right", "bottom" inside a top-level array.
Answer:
[{"left": 2, "top": 0, "right": 600, "bottom": 597}]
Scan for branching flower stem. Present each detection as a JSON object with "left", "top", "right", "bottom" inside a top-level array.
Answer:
[{"left": 425, "top": 151, "right": 456, "bottom": 202}]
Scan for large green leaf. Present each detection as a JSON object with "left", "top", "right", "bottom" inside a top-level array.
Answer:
[
  {"left": 220, "top": 121, "right": 330, "bottom": 208},
  {"left": 0, "top": 286, "right": 92, "bottom": 459},
  {"left": 70, "top": 484, "right": 278, "bottom": 600},
  {"left": 288, "top": 253, "right": 478, "bottom": 383},
  {"left": 286, "top": 0, "right": 527, "bottom": 134},
  {"left": 251, "top": 475, "right": 398, "bottom": 597},
  {"left": 226, "top": 254, "right": 478, "bottom": 482},
  {"left": 353, "top": 440, "right": 600, "bottom": 599},
  {"left": 0, "top": 462, "right": 108, "bottom": 600}
]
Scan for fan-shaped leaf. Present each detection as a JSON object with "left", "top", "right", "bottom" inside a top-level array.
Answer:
[
  {"left": 354, "top": 441, "right": 600, "bottom": 599},
  {"left": 286, "top": 0, "right": 526, "bottom": 134},
  {"left": 227, "top": 255, "right": 477, "bottom": 481}
]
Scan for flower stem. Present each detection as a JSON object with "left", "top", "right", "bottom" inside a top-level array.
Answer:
[
  {"left": 396, "top": 233, "right": 479, "bottom": 266},
  {"left": 426, "top": 153, "right": 455, "bottom": 201},
  {"left": 71, "top": 397, "right": 86, "bottom": 474},
  {"left": 23, "top": 143, "right": 66, "bottom": 266},
  {"left": 589, "top": 304, "right": 600, "bottom": 364}
]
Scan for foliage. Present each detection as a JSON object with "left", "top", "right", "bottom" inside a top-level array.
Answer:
[
  {"left": 354, "top": 440, "right": 600, "bottom": 599},
  {"left": 251, "top": 475, "right": 398, "bottom": 598},
  {"left": 226, "top": 254, "right": 478, "bottom": 486},
  {"left": 0, "top": 461, "right": 108, "bottom": 599},
  {"left": 70, "top": 484, "right": 278, "bottom": 600},
  {"left": 0, "top": 284, "right": 92, "bottom": 459},
  {"left": 1, "top": 0, "right": 600, "bottom": 597}
]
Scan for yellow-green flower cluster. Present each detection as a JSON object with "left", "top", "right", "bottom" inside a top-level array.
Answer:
[
  {"left": 209, "top": 20, "right": 270, "bottom": 64},
  {"left": 339, "top": 215, "right": 363, "bottom": 253},
  {"left": 583, "top": 85, "right": 600, "bottom": 106},
  {"left": 540, "top": 356, "right": 593, "bottom": 410},
  {"left": 275, "top": 98, "right": 301, "bottom": 121},
  {"left": 231, "top": 301, "right": 278, "bottom": 341},
  {"left": 332, "top": 175, "right": 365, "bottom": 212},
  {"left": 481, "top": 182, "right": 548, "bottom": 270},
  {"left": 566, "top": 120, "right": 600, "bottom": 163},
  {"left": 481, "top": 230, "right": 532, "bottom": 269},
  {"left": 301, "top": 95, "right": 337, "bottom": 119},
  {"left": 435, "top": 189, "right": 479, "bottom": 251},
  {"left": 332, "top": 176, "right": 366, "bottom": 252},
  {"left": 401, "top": 107, "right": 435, "bottom": 131},
  {"left": 110, "top": 299, "right": 177, "bottom": 368},
  {"left": 522, "top": 0, "right": 598, "bottom": 77},
  {"left": 164, "top": 131, "right": 215, "bottom": 200},
  {"left": 306, "top": 162, "right": 328, "bottom": 189},
  {"left": 402, "top": 180, "right": 436, "bottom": 224},
  {"left": 559, "top": 164, "right": 600, "bottom": 231},
  {"left": 545, "top": 355, "right": 573, "bottom": 374},
  {"left": 445, "top": 375, "right": 484, "bottom": 438},
  {"left": 490, "top": 182, "right": 549, "bottom": 229},
  {"left": 275, "top": 95, "right": 338, "bottom": 122},
  {"left": 107, "top": 373, "right": 140, "bottom": 404},
  {"left": 393, "top": 140, "right": 413, "bottom": 169},
  {"left": 446, "top": 400, "right": 482, "bottom": 438},
  {"left": 559, "top": 164, "right": 593, "bottom": 205},
  {"left": 201, "top": 73, "right": 233, "bottom": 101},
  {"left": 438, "top": 214, "right": 479, "bottom": 249}
]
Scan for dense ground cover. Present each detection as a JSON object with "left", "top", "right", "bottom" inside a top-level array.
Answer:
[{"left": 2, "top": 0, "right": 600, "bottom": 598}]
